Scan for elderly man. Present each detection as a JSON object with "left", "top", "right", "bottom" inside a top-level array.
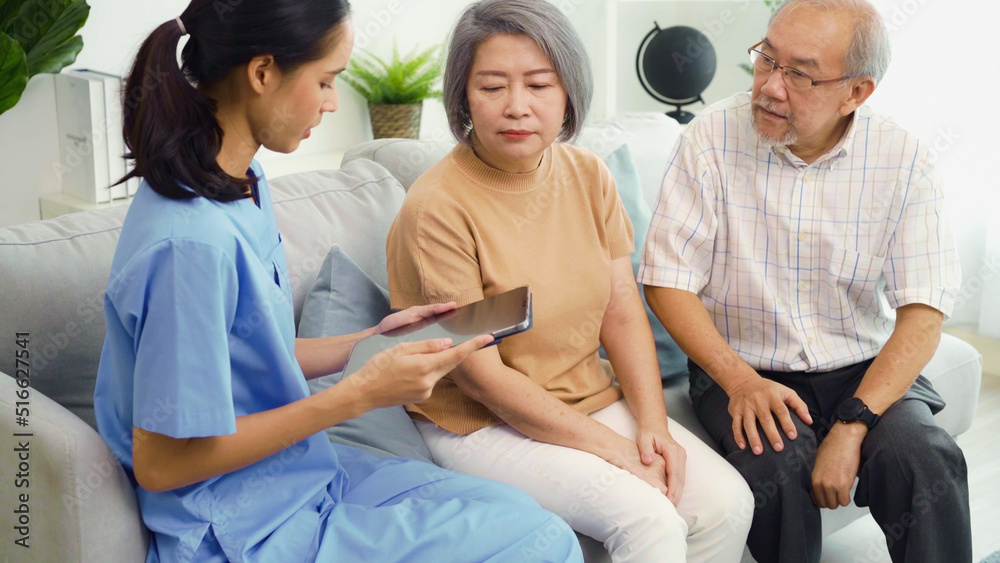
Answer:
[{"left": 639, "top": 0, "right": 972, "bottom": 561}]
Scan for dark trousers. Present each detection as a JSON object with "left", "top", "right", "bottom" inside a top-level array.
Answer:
[{"left": 688, "top": 359, "right": 972, "bottom": 563}]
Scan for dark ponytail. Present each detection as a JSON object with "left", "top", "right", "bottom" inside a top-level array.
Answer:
[{"left": 121, "top": 0, "right": 352, "bottom": 201}]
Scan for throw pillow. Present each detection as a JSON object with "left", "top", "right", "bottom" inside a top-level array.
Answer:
[
  {"left": 602, "top": 144, "right": 689, "bottom": 380},
  {"left": 297, "top": 245, "right": 435, "bottom": 463}
]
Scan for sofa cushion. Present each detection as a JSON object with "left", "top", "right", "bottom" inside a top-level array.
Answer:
[
  {"left": 590, "top": 113, "right": 685, "bottom": 210},
  {"left": 601, "top": 144, "right": 688, "bottom": 380},
  {"left": 342, "top": 138, "right": 456, "bottom": 191},
  {"left": 0, "top": 372, "right": 150, "bottom": 562},
  {"left": 921, "top": 332, "right": 983, "bottom": 435},
  {"left": 0, "top": 205, "right": 128, "bottom": 427},
  {"left": 298, "top": 245, "right": 435, "bottom": 463},
  {"left": 270, "top": 158, "right": 407, "bottom": 324}
]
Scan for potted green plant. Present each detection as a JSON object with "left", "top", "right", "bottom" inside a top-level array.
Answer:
[
  {"left": 0, "top": 0, "right": 91, "bottom": 117},
  {"left": 340, "top": 42, "right": 443, "bottom": 139}
]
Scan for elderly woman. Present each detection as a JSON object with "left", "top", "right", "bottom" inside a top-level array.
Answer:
[{"left": 386, "top": 0, "right": 753, "bottom": 561}]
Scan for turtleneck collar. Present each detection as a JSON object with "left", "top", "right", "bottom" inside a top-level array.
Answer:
[{"left": 451, "top": 143, "right": 554, "bottom": 193}]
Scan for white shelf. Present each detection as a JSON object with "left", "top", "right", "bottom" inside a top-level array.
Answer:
[
  {"left": 39, "top": 192, "right": 130, "bottom": 220},
  {"left": 38, "top": 151, "right": 346, "bottom": 220}
]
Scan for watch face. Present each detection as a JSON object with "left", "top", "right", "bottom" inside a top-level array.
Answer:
[{"left": 837, "top": 398, "right": 865, "bottom": 421}]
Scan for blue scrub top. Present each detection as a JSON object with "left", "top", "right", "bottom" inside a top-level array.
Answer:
[{"left": 94, "top": 162, "right": 347, "bottom": 562}]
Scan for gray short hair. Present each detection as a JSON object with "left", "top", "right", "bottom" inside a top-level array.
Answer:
[
  {"left": 770, "top": 0, "right": 891, "bottom": 83},
  {"left": 443, "top": 0, "right": 593, "bottom": 145}
]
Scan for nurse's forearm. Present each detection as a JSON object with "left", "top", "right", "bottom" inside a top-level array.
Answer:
[
  {"left": 132, "top": 382, "right": 366, "bottom": 492},
  {"left": 295, "top": 330, "right": 377, "bottom": 379}
]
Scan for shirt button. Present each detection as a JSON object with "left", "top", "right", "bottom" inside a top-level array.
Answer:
[
  {"left": 797, "top": 283, "right": 807, "bottom": 291},
  {"left": 807, "top": 338, "right": 814, "bottom": 345},
  {"left": 798, "top": 233, "right": 808, "bottom": 242}
]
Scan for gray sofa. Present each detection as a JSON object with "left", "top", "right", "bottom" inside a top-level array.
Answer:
[{"left": 0, "top": 113, "right": 983, "bottom": 563}]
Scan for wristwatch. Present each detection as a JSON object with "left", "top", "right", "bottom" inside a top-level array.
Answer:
[{"left": 836, "top": 397, "right": 880, "bottom": 429}]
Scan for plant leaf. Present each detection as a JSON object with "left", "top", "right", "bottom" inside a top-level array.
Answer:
[
  {"left": 339, "top": 73, "right": 370, "bottom": 98},
  {"left": 340, "top": 42, "right": 444, "bottom": 105},
  {"left": 7, "top": 0, "right": 89, "bottom": 77},
  {"left": 0, "top": 31, "right": 29, "bottom": 116},
  {"left": 0, "top": 0, "right": 29, "bottom": 31},
  {"left": 29, "top": 33, "right": 80, "bottom": 74}
]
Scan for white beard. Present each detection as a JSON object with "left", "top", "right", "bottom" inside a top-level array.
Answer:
[
  {"left": 753, "top": 119, "right": 798, "bottom": 147},
  {"left": 752, "top": 100, "right": 797, "bottom": 147}
]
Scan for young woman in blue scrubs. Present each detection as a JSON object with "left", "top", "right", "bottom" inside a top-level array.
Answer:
[{"left": 92, "top": 1, "right": 583, "bottom": 561}]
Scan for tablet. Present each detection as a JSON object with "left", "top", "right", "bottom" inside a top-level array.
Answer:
[{"left": 343, "top": 286, "right": 532, "bottom": 376}]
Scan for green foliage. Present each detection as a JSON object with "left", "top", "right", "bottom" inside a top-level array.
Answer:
[
  {"left": 341, "top": 42, "right": 444, "bottom": 105},
  {"left": 0, "top": 0, "right": 90, "bottom": 116}
]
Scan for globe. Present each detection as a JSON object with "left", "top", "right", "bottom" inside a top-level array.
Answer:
[{"left": 636, "top": 24, "right": 717, "bottom": 123}]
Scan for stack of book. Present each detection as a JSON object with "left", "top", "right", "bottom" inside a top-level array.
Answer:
[{"left": 54, "top": 70, "right": 140, "bottom": 204}]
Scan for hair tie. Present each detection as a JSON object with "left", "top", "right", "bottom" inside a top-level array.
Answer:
[{"left": 175, "top": 17, "right": 188, "bottom": 36}]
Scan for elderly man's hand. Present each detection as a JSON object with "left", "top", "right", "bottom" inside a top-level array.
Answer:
[
  {"left": 726, "top": 376, "right": 813, "bottom": 454},
  {"left": 811, "top": 423, "right": 866, "bottom": 508}
]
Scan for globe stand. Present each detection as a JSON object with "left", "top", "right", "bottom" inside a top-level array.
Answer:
[{"left": 666, "top": 97, "right": 702, "bottom": 124}]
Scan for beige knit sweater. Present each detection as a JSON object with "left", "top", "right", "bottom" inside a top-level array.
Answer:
[{"left": 386, "top": 142, "right": 633, "bottom": 434}]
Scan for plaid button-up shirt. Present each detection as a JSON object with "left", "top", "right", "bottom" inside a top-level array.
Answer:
[{"left": 639, "top": 93, "right": 961, "bottom": 372}]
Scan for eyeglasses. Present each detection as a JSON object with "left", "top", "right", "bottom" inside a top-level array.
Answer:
[{"left": 747, "top": 42, "right": 851, "bottom": 89}]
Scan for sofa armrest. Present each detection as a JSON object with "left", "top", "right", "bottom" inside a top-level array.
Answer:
[
  {"left": 1, "top": 372, "right": 148, "bottom": 562},
  {"left": 923, "top": 333, "right": 983, "bottom": 436}
]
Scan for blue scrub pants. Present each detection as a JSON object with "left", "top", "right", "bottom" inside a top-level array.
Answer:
[{"left": 311, "top": 444, "right": 583, "bottom": 562}]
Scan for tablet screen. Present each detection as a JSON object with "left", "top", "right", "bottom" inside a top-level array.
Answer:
[{"left": 343, "top": 286, "right": 532, "bottom": 376}]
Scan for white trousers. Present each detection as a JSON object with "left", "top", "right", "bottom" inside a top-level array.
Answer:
[{"left": 417, "top": 400, "right": 753, "bottom": 563}]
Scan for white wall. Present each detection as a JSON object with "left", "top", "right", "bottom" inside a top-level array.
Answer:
[
  {"left": 0, "top": 74, "right": 61, "bottom": 228},
  {"left": 864, "top": 0, "right": 1000, "bottom": 327},
  {"left": 0, "top": 0, "right": 190, "bottom": 228}
]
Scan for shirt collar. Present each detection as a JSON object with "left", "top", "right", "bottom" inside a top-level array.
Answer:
[{"left": 768, "top": 107, "right": 864, "bottom": 169}]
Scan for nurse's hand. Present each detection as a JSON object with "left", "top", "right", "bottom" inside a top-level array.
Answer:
[
  {"left": 376, "top": 303, "right": 458, "bottom": 335},
  {"left": 343, "top": 335, "right": 493, "bottom": 411}
]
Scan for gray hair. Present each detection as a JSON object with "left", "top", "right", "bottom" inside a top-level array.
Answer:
[
  {"left": 770, "top": 0, "right": 891, "bottom": 83},
  {"left": 443, "top": 0, "right": 593, "bottom": 145}
]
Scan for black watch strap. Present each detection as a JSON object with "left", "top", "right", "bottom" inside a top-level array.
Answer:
[
  {"left": 857, "top": 405, "right": 880, "bottom": 429},
  {"left": 837, "top": 397, "right": 880, "bottom": 429}
]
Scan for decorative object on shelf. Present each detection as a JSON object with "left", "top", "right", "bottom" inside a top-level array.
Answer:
[
  {"left": 340, "top": 42, "right": 443, "bottom": 139},
  {"left": 635, "top": 23, "right": 716, "bottom": 124},
  {"left": 54, "top": 69, "right": 139, "bottom": 204},
  {"left": 0, "top": 0, "right": 91, "bottom": 117},
  {"left": 739, "top": 0, "right": 786, "bottom": 75}
]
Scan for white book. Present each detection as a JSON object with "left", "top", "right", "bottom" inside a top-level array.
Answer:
[
  {"left": 54, "top": 72, "right": 111, "bottom": 204},
  {"left": 73, "top": 70, "right": 129, "bottom": 200}
]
